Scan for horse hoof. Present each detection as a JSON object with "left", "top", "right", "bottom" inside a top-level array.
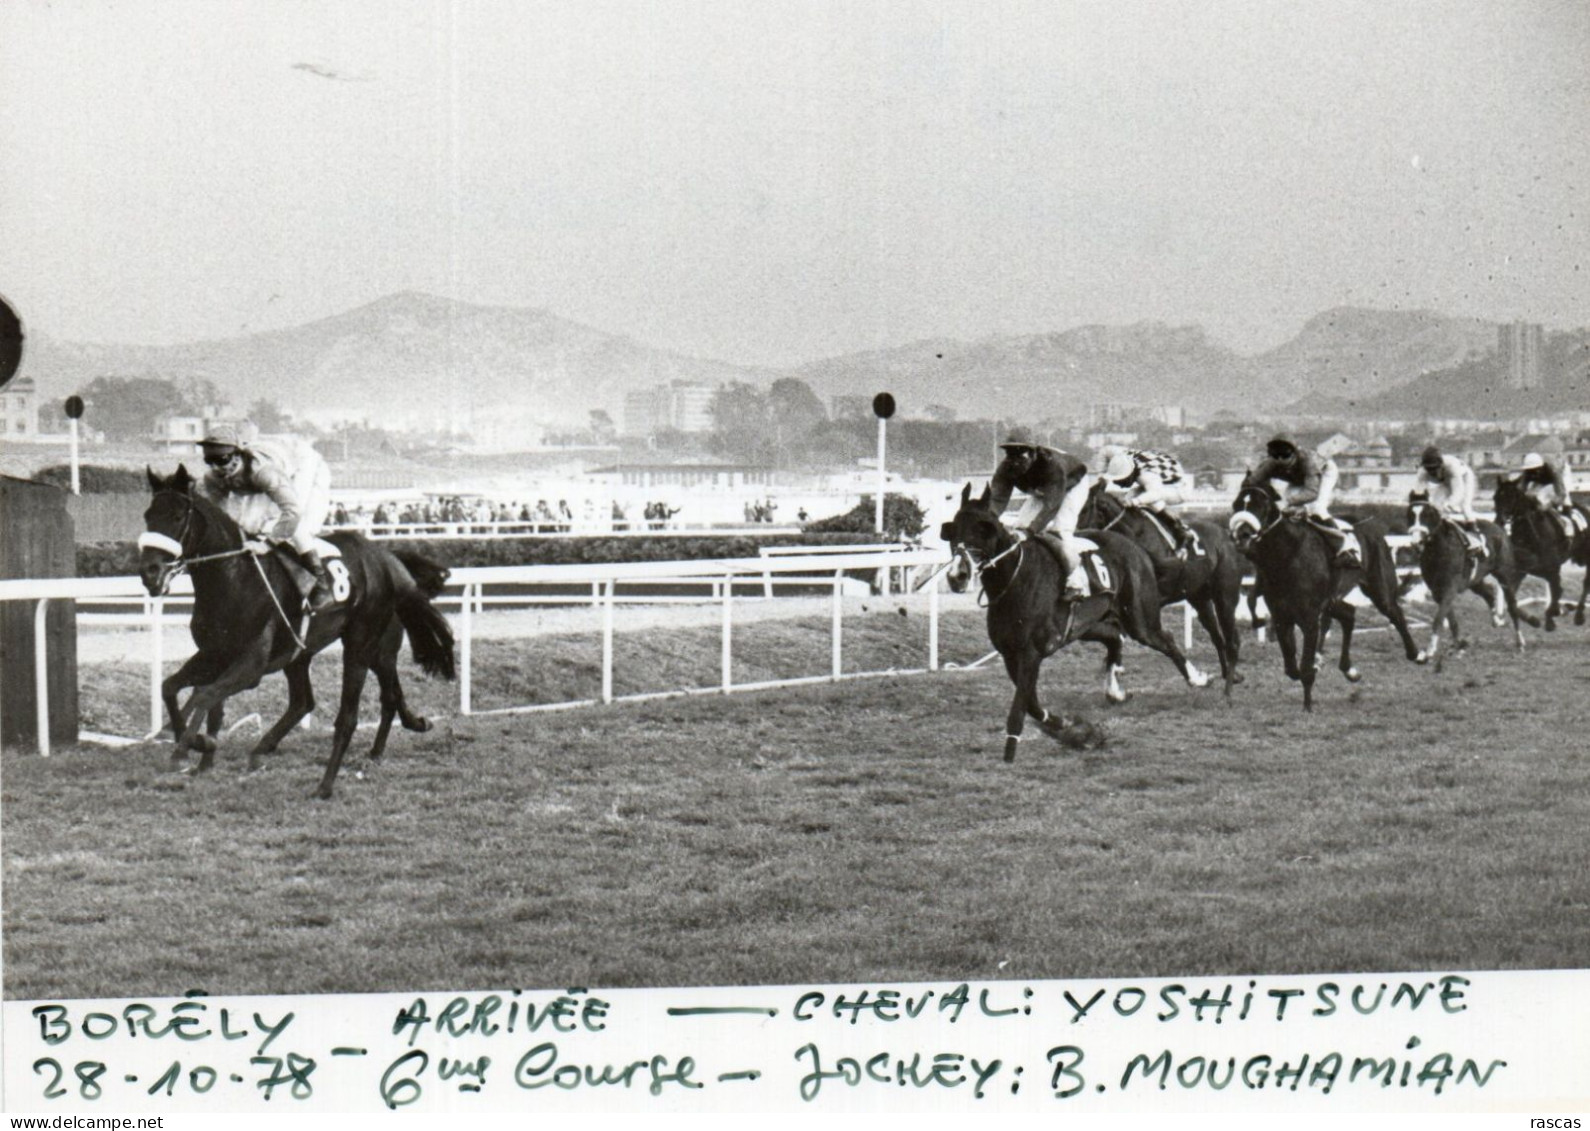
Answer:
[
  {"left": 1229, "top": 670, "right": 1245, "bottom": 685},
  {"left": 1186, "top": 669, "right": 1210, "bottom": 689},
  {"left": 1105, "top": 690, "right": 1129, "bottom": 704},
  {"left": 1415, "top": 652, "right": 1430, "bottom": 665},
  {"left": 1344, "top": 668, "right": 1362, "bottom": 683}
]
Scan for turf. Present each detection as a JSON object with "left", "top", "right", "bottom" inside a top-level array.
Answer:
[{"left": 4, "top": 606, "right": 1588, "bottom": 1001}]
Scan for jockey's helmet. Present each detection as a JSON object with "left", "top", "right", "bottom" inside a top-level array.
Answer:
[
  {"left": 1265, "top": 436, "right": 1297, "bottom": 461},
  {"left": 1521, "top": 452, "right": 1545, "bottom": 471},
  {"left": 999, "top": 426, "right": 1039, "bottom": 451},
  {"left": 200, "top": 422, "right": 245, "bottom": 451},
  {"left": 1099, "top": 446, "right": 1135, "bottom": 483},
  {"left": 1420, "top": 445, "right": 1444, "bottom": 470}
]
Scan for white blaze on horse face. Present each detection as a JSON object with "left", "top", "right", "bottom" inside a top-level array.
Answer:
[
  {"left": 1228, "top": 511, "right": 1261, "bottom": 538},
  {"left": 946, "top": 548, "right": 973, "bottom": 593}
]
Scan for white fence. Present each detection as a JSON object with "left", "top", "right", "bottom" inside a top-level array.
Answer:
[{"left": 0, "top": 545, "right": 943, "bottom": 757}]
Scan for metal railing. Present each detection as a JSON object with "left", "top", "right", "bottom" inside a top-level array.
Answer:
[{"left": 0, "top": 545, "right": 942, "bottom": 755}]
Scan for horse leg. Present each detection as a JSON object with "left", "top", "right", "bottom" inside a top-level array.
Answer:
[
  {"left": 197, "top": 701, "right": 226, "bottom": 770},
  {"left": 160, "top": 653, "right": 226, "bottom": 769},
  {"left": 246, "top": 654, "right": 315, "bottom": 772},
  {"left": 1191, "top": 596, "right": 1236, "bottom": 698},
  {"left": 1215, "top": 573, "right": 1245, "bottom": 682},
  {"left": 363, "top": 644, "right": 420, "bottom": 772},
  {"left": 1087, "top": 627, "right": 1128, "bottom": 704},
  {"left": 1542, "top": 570, "right": 1562, "bottom": 630},
  {"left": 173, "top": 649, "right": 274, "bottom": 773},
  {"left": 1330, "top": 600, "right": 1360, "bottom": 682},
  {"left": 1130, "top": 607, "right": 1208, "bottom": 689},
  {"left": 1574, "top": 566, "right": 1588, "bottom": 627},
  {"left": 1298, "top": 613, "right": 1323, "bottom": 711},
  {"left": 1000, "top": 652, "right": 1031, "bottom": 762},
  {"left": 316, "top": 659, "right": 372, "bottom": 798},
  {"left": 1416, "top": 591, "right": 1450, "bottom": 668},
  {"left": 1276, "top": 617, "right": 1301, "bottom": 682}
]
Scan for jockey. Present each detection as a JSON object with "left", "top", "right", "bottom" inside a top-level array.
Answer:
[
  {"left": 1518, "top": 451, "right": 1577, "bottom": 516},
  {"left": 1250, "top": 435, "right": 1362, "bottom": 565},
  {"left": 198, "top": 421, "right": 337, "bottom": 612},
  {"left": 1414, "top": 445, "right": 1483, "bottom": 555},
  {"left": 1096, "top": 443, "right": 1202, "bottom": 558},
  {"left": 987, "top": 426, "right": 1094, "bottom": 599}
]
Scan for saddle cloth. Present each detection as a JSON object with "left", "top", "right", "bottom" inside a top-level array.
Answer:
[{"left": 1033, "top": 533, "right": 1113, "bottom": 596}]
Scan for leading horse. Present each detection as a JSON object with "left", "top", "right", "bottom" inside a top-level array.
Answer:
[
  {"left": 1492, "top": 476, "right": 1590, "bottom": 630},
  {"left": 1404, "top": 494, "right": 1535, "bottom": 669},
  {"left": 1077, "top": 479, "right": 1246, "bottom": 694},
  {"left": 139, "top": 466, "right": 456, "bottom": 799},
  {"left": 1229, "top": 480, "right": 1420, "bottom": 709},
  {"left": 942, "top": 483, "right": 1209, "bottom": 761}
]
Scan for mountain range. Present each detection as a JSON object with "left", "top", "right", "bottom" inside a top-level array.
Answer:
[{"left": 17, "top": 292, "right": 1582, "bottom": 434}]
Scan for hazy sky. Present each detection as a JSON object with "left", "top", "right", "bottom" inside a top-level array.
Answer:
[{"left": 2, "top": 0, "right": 1585, "bottom": 365}]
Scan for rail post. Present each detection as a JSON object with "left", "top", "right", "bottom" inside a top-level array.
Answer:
[
  {"left": 928, "top": 572, "right": 940, "bottom": 671},
  {"left": 832, "top": 570, "right": 843, "bottom": 680},
  {"left": 721, "top": 573, "right": 733, "bottom": 693},
  {"left": 601, "top": 579, "right": 615, "bottom": 704},
  {"left": 34, "top": 598, "right": 51, "bottom": 757},
  {"left": 459, "top": 581, "right": 474, "bottom": 715}
]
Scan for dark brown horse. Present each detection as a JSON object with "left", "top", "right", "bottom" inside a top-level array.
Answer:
[
  {"left": 1077, "top": 479, "right": 1245, "bottom": 694},
  {"left": 1229, "top": 480, "right": 1419, "bottom": 709},
  {"left": 1404, "top": 495, "right": 1536, "bottom": 669},
  {"left": 942, "top": 483, "right": 1209, "bottom": 761},
  {"left": 1492, "top": 476, "right": 1590, "bottom": 629},
  {"left": 139, "top": 466, "right": 455, "bottom": 799}
]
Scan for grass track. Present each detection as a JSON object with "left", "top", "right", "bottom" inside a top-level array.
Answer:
[{"left": 4, "top": 606, "right": 1589, "bottom": 1001}]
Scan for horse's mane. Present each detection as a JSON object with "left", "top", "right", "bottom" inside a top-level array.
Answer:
[{"left": 153, "top": 468, "right": 244, "bottom": 547}]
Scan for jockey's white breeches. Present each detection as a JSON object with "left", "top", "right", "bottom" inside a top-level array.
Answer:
[
  {"left": 1013, "top": 474, "right": 1093, "bottom": 573},
  {"left": 1119, "top": 474, "right": 1183, "bottom": 513},
  {"left": 1428, "top": 478, "right": 1478, "bottom": 522},
  {"left": 226, "top": 462, "right": 331, "bottom": 554},
  {"left": 1278, "top": 462, "right": 1339, "bottom": 519}
]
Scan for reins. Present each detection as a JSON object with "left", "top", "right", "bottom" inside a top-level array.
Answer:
[
  {"left": 971, "top": 539, "right": 1026, "bottom": 609},
  {"left": 144, "top": 488, "right": 308, "bottom": 652}
]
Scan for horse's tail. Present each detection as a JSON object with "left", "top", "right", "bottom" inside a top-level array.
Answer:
[
  {"left": 391, "top": 548, "right": 451, "bottom": 598},
  {"left": 396, "top": 588, "right": 456, "bottom": 681}
]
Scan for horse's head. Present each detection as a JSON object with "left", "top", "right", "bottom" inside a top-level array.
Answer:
[
  {"left": 1077, "top": 475, "right": 1118, "bottom": 528},
  {"left": 1491, "top": 474, "right": 1530, "bottom": 522},
  {"left": 939, "top": 482, "right": 1010, "bottom": 593},
  {"left": 1228, "top": 476, "right": 1279, "bottom": 548},
  {"left": 139, "top": 465, "right": 199, "bottom": 596},
  {"left": 1405, "top": 490, "right": 1437, "bottom": 547}
]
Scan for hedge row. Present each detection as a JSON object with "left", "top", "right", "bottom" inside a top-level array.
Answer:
[{"left": 76, "top": 531, "right": 887, "bottom": 578}]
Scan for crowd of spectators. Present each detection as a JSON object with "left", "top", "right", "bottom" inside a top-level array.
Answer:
[{"left": 324, "top": 496, "right": 699, "bottom": 534}]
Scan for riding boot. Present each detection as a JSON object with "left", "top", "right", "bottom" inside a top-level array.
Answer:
[
  {"left": 1062, "top": 562, "right": 1088, "bottom": 601},
  {"left": 301, "top": 548, "right": 336, "bottom": 612},
  {"left": 1328, "top": 519, "right": 1362, "bottom": 566},
  {"left": 1461, "top": 521, "right": 1485, "bottom": 558},
  {"left": 1167, "top": 513, "right": 1202, "bottom": 559}
]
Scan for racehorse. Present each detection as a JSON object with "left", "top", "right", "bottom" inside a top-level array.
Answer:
[
  {"left": 1404, "top": 495, "right": 1536, "bottom": 668},
  {"left": 139, "top": 466, "right": 456, "bottom": 799},
  {"left": 942, "top": 483, "right": 1209, "bottom": 762},
  {"left": 1077, "top": 479, "right": 1245, "bottom": 694},
  {"left": 1492, "top": 476, "right": 1590, "bottom": 630},
  {"left": 1229, "top": 480, "right": 1420, "bottom": 709}
]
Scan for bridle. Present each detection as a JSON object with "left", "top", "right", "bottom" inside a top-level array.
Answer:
[
  {"left": 138, "top": 488, "right": 249, "bottom": 589},
  {"left": 139, "top": 485, "right": 309, "bottom": 651},
  {"left": 952, "top": 534, "right": 1026, "bottom": 609},
  {"left": 1228, "top": 488, "right": 1285, "bottom": 548}
]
